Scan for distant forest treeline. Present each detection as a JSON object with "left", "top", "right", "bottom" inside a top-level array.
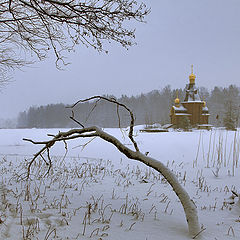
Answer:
[{"left": 17, "top": 85, "right": 240, "bottom": 128}]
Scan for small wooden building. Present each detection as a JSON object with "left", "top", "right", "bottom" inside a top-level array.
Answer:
[{"left": 170, "top": 66, "right": 210, "bottom": 128}]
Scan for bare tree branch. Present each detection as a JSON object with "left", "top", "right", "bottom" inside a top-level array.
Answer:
[
  {"left": 68, "top": 95, "right": 139, "bottom": 151},
  {"left": 24, "top": 125, "right": 200, "bottom": 237},
  {"left": 0, "top": 0, "right": 150, "bottom": 80},
  {"left": 69, "top": 116, "right": 85, "bottom": 128},
  {"left": 24, "top": 97, "right": 200, "bottom": 237}
]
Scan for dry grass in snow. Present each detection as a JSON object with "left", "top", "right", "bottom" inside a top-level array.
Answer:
[{"left": 0, "top": 128, "right": 240, "bottom": 239}]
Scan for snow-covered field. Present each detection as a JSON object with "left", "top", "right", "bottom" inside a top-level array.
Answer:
[{"left": 0, "top": 127, "right": 240, "bottom": 239}]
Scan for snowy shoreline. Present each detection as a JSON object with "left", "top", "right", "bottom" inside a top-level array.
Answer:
[{"left": 0, "top": 128, "right": 239, "bottom": 239}]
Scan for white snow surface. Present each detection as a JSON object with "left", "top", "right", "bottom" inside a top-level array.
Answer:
[{"left": 0, "top": 127, "right": 240, "bottom": 240}]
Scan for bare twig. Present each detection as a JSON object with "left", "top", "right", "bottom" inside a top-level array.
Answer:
[
  {"left": 0, "top": 0, "right": 150, "bottom": 79},
  {"left": 68, "top": 96, "right": 139, "bottom": 152},
  {"left": 192, "top": 227, "right": 206, "bottom": 239}
]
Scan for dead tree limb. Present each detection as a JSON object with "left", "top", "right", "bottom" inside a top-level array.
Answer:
[
  {"left": 68, "top": 96, "right": 139, "bottom": 152},
  {"left": 24, "top": 97, "right": 200, "bottom": 237}
]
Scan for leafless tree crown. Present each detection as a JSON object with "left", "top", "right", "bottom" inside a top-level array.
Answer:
[{"left": 0, "top": 0, "right": 149, "bottom": 80}]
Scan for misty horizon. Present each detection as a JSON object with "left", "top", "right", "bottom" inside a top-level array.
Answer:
[
  {"left": 1, "top": 0, "right": 240, "bottom": 121},
  {"left": 1, "top": 82, "right": 240, "bottom": 121}
]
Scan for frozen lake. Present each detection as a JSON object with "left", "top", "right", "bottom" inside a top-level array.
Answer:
[{"left": 0, "top": 127, "right": 239, "bottom": 239}]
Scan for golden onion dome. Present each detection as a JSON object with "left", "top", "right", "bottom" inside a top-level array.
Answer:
[
  {"left": 189, "top": 73, "right": 196, "bottom": 83},
  {"left": 174, "top": 90, "right": 180, "bottom": 105},
  {"left": 202, "top": 96, "right": 206, "bottom": 107},
  {"left": 189, "top": 64, "right": 196, "bottom": 84},
  {"left": 175, "top": 97, "right": 180, "bottom": 105}
]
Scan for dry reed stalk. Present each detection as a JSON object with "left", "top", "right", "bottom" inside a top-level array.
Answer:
[
  {"left": 201, "top": 133, "right": 205, "bottom": 164},
  {"left": 228, "top": 141, "right": 233, "bottom": 167},
  {"left": 211, "top": 129, "right": 217, "bottom": 166},
  {"left": 194, "top": 131, "right": 202, "bottom": 168},
  {"left": 224, "top": 131, "right": 228, "bottom": 167},
  {"left": 207, "top": 130, "right": 213, "bottom": 168}
]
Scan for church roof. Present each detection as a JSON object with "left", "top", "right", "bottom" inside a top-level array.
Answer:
[
  {"left": 175, "top": 113, "right": 191, "bottom": 116},
  {"left": 202, "top": 106, "right": 209, "bottom": 112},
  {"left": 184, "top": 84, "right": 201, "bottom": 102},
  {"left": 172, "top": 105, "right": 187, "bottom": 113}
]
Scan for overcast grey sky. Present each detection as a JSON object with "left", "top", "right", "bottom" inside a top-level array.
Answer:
[{"left": 1, "top": 0, "right": 240, "bottom": 119}]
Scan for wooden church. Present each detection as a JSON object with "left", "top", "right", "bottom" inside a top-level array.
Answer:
[{"left": 170, "top": 66, "right": 210, "bottom": 128}]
